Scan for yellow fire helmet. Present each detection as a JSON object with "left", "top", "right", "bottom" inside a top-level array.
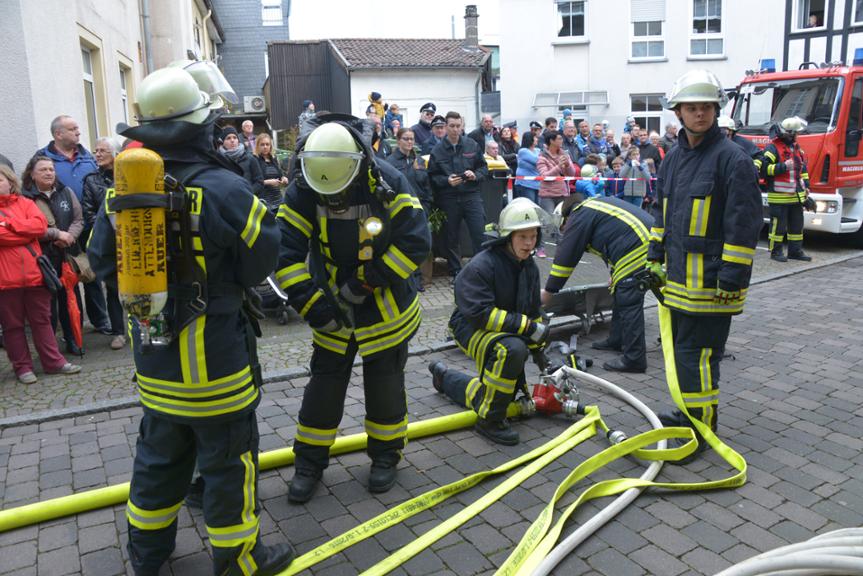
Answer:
[{"left": 299, "top": 123, "right": 365, "bottom": 196}]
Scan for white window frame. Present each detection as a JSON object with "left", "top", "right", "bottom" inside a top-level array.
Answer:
[
  {"left": 689, "top": 0, "right": 724, "bottom": 59},
  {"left": 855, "top": 0, "right": 863, "bottom": 25},
  {"left": 81, "top": 47, "right": 99, "bottom": 148},
  {"left": 262, "top": 0, "right": 283, "bottom": 27},
  {"left": 119, "top": 65, "right": 129, "bottom": 125},
  {"left": 630, "top": 20, "right": 665, "bottom": 61},
  {"left": 554, "top": 0, "right": 589, "bottom": 44},
  {"left": 792, "top": 0, "right": 828, "bottom": 31},
  {"left": 630, "top": 94, "right": 664, "bottom": 136}
]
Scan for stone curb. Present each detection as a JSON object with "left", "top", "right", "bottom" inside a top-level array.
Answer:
[{"left": 3, "top": 252, "right": 857, "bottom": 430}]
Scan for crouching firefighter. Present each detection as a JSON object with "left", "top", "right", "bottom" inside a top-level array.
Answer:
[
  {"left": 88, "top": 63, "right": 295, "bottom": 576},
  {"left": 429, "top": 198, "right": 549, "bottom": 446},
  {"left": 276, "top": 116, "right": 431, "bottom": 503},
  {"left": 541, "top": 196, "right": 652, "bottom": 373},
  {"left": 763, "top": 116, "right": 814, "bottom": 262}
]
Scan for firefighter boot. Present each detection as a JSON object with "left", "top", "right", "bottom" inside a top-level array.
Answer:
[
  {"left": 602, "top": 356, "right": 646, "bottom": 373},
  {"left": 787, "top": 242, "right": 812, "bottom": 261},
  {"left": 658, "top": 409, "right": 717, "bottom": 465},
  {"left": 244, "top": 543, "right": 296, "bottom": 576},
  {"left": 368, "top": 461, "right": 399, "bottom": 493},
  {"left": 288, "top": 467, "right": 322, "bottom": 504},
  {"left": 770, "top": 244, "right": 787, "bottom": 262},
  {"left": 591, "top": 338, "right": 622, "bottom": 352},
  {"left": 428, "top": 360, "right": 447, "bottom": 393},
  {"left": 476, "top": 417, "right": 520, "bottom": 446}
]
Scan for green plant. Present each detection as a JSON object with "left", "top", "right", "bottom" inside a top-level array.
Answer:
[{"left": 428, "top": 207, "right": 447, "bottom": 233}]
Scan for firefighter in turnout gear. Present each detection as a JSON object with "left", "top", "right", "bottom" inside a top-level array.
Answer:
[
  {"left": 88, "top": 64, "right": 295, "bottom": 575},
  {"left": 429, "top": 198, "right": 547, "bottom": 446},
  {"left": 762, "top": 116, "right": 813, "bottom": 262},
  {"left": 541, "top": 196, "right": 653, "bottom": 373},
  {"left": 648, "top": 69, "right": 762, "bottom": 461},
  {"left": 277, "top": 117, "right": 431, "bottom": 503},
  {"left": 717, "top": 115, "right": 764, "bottom": 172}
]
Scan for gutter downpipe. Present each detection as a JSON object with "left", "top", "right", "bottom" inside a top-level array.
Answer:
[{"left": 140, "top": 0, "right": 154, "bottom": 74}]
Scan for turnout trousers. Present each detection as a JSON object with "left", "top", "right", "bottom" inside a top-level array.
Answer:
[
  {"left": 293, "top": 338, "right": 409, "bottom": 474},
  {"left": 667, "top": 310, "right": 732, "bottom": 429},
  {"left": 768, "top": 202, "right": 804, "bottom": 252},
  {"left": 441, "top": 335, "right": 529, "bottom": 422},
  {"left": 127, "top": 410, "right": 266, "bottom": 576},
  {"left": 605, "top": 279, "right": 647, "bottom": 368}
]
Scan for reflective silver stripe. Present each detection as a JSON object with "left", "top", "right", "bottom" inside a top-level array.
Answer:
[
  {"left": 693, "top": 199, "right": 707, "bottom": 236},
  {"left": 140, "top": 384, "right": 257, "bottom": 413},
  {"left": 316, "top": 203, "right": 372, "bottom": 220},
  {"left": 297, "top": 429, "right": 337, "bottom": 443},
  {"left": 126, "top": 507, "right": 179, "bottom": 527},
  {"left": 137, "top": 370, "right": 251, "bottom": 395},
  {"left": 208, "top": 523, "right": 258, "bottom": 545},
  {"left": 721, "top": 247, "right": 753, "bottom": 263},
  {"left": 185, "top": 318, "right": 201, "bottom": 384},
  {"left": 364, "top": 421, "right": 408, "bottom": 439},
  {"left": 241, "top": 200, "right": 267, "bottom": 247}
]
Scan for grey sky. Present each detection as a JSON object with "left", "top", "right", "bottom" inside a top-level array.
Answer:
[{"left": 288, "top": 0, "right": 501, "bottom": 45}]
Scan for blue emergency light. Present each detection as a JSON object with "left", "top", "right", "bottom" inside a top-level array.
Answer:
[
  {"left": 759, "top": 58, "right": 776, "bottom": 73},
  {"left": 854, "top": 48, "right": 863, "bottom": 66}
]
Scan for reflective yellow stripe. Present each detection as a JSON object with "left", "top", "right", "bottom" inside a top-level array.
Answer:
[
  {"left": 517, "top": 315, "right": 528, "bottom": 335},
  {"left": 382, "top": 245, "right": 416, "bottom": 279},
  {"left": 610, "top": 244, "right": 647, "bottom": 287},
  {"left": 649, "top": 227, "right": 664, "bottom": 243},
  {"left": 300, "top": 290, "right": 324, "bottom": 318},
  {"left": 550, "top": 263, "right": 574, "bottom": 279},
  {"left": 763, "top": 150, "right": 777, "bottom": 162},
  {"left": 278, "top": 205, "right": 312, "bottom": 238},
  {"left": 485, "top": 308, "right": 508, "bottom": 332},
  {"left": 478, "top": 342, "right": 509, "bottom": 418},
  {"left": 685, "top": 253, "right": 703, "bottom": 289},
  {"left": 276, "top": 262, "right": 312, "bottom": 289},
  {"left": 357, "top": 306, "right": 421, "bottom": 357},
  {"left": 137, "top": 366, "right": 252, "bottom": 398},
  {"left": 584, "top": 199, "right": 649, "bottom": 243},
  {"left": 662, "top": 292, "right": 745, "bottom": 314},
  {"left": 699, "top": 348, "right": 713, "bottom": 396},
  {"left": 207, "top": 517, "right": 260, "bottom": 549},
  {"left": 767, "top": 165, "right": 777, "bottom": 176},
  {"left": 465, "top": 377, "right": 482, "bottom": 407},
  {"left": 296, "top": 423, "right": 338, "bottom": 446},
  {"left": 688, "top": 195, "right": 711, "bottom": 237},
  {"left": 312, "top": 328, "right": 351, "bottom": 355},
  {"left": 767, "top": 192, "right": 799, "bottom": 204},
  {"left": 241, "top": 197, "right": 267, "bottom": 248},
  {"left": 179, "top": 316, "right": 208, "bottom": 385},
  {"left": 138, "top": 383, "right": 258, "bottom": 418},
  {"left": 126, "top": 499, "right": 183, "bottom": 531},
  {"left": 365, "top": 417, "right": 408, "bottom": 442},
  {"left": 387, "top": 193, "right": 421, "bottom": 219},
  {"left": 721, "top": 243, "right": 755, "bottom": 266},
  {"left": 787, "top": 232, "right": 804, "bottom": 241},
  {"left": 355, "top": 296, "right": 420, "bottom": 341}
]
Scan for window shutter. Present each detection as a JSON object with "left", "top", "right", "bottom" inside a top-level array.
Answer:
[{"left": 631, "top": 0, "right": 665, "bottom": 21}]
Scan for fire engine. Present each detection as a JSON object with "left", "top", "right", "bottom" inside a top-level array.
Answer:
[{"left": 731, "top": 50, "right": 863, "bottom": 245}]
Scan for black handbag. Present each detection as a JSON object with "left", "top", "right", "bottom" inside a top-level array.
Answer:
[{"left": 25, "top": 244, "right": 63, "bottom": 295}]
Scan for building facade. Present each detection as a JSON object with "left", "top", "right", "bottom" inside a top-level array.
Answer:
[
  {"left": 498, "top": 0, "right": 785, "bottom": 135},
  {"left": 783, "top": 0, "right": 863, "bottom": 68}
]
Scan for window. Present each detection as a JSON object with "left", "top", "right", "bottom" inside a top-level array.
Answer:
[
  {"left": 793, "top": 0, "right": 826, "bottom": 30},
  {"left": 856, "top": 0, "right": 863, "bottom": 24},
  {"left": 262, "top": 0, "right": 283, "bottom": 26},
  {"left": 632, "top": 21, "right": 664, "bottom": 58},
  {"left": 690, "top": 0, "right": 723, "bottom": 57},
  {"left": 119, "top": 65, "right": 130, "bottom": 124},
  {"left": 557, "top": 1, "right": 586, "bottom": 39},
  {"left": 631, "top": 94, "right": 663, "bottom": 135},
  {"left": 81, "top": 47, "right": 99, "bottom": 149}
]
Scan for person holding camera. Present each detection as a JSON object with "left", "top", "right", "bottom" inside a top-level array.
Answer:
[{"left": 428, "top": 111, "right": 489, "bottom": 283}]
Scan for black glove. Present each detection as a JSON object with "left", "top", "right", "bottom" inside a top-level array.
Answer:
[
  {"left": 527, "top": 321, "right": 549, "bottom": 344},
  {"left": 339, "top": 277, "right": 373, "bottom": 305},
  {"left": 803, "top": 196, "right": 816, "bottom": 212}
]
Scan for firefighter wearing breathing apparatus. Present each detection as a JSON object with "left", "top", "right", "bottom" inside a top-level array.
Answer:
[
  {"left": 429, "top": 198, "right": 547, "bottom": 446},
  {"left": 276, "top": 116, "right": 431, "bottom": 503},
  {"left": 88, "top": 63, "right": 294, "bottom": 576},
  {"left": 763, "top": 116, "right": 814, "bottom": 262},
  {"left": 647, "top": 69, "right": 762, "bottom": 461},
  {"left": 541, "top": 196, "right": 653, "bottom": 373}
]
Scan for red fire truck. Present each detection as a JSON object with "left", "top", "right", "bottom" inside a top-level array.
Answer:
[{"left": 731, "top": 53, "right": 863, "bottom": 244}]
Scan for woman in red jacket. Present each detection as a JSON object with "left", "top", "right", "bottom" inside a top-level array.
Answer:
[{"left": 0, "top": 165, "right": 79, "bottom": 384}]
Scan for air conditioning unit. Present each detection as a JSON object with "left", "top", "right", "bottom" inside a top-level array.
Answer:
[{"left": 243, "top": 95, "right": 266, "bottom": 113}]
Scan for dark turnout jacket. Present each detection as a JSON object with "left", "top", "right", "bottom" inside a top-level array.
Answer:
[
  {"left": 427, "top": 135, "right": 489, "bottom": 199},
  {"left": 546, "top": 197, "right": 652, "bottom": 293},
  {"left": 647, "top": 124, "right": 762, "bottom": 316}
]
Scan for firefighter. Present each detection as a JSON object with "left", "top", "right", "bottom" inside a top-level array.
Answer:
[
  {"left": 429, "top": 198, "right": 548, "bottom": 446},
  {"left": 763, "top": 116, "right": 813, "bottom": 262},
  {"left": 718, "top": 115, "right": 764, "bottom": 172},
  {"left": 540, "top": 196, "right": 652, "bottom": 373},
  {"left": 88, "top": 64, "right": 294, "bottom": 575},
  {"left": 647, "top": 70, "right": 762, "bottom": 460},
  {"left": 276, "top": 117, "right": 431, "bottom": 503}
]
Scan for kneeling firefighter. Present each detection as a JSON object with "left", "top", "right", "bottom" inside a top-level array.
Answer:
[
  {"left": 276, "top": 116, "right": 431, "bottom": 503},
  {"left": 541, "top": 195, "right": 653, "bottom": 373},
  {"left": 88, "top": 63, "right": 294, "bottom": 575},
  {"left": 429, "top": 198, "right": 549, "bottom": 446}
]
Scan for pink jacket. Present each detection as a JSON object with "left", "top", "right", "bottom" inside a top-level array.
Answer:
[{"left": 537, "top": 149, "right": 578, "bottom": 198}]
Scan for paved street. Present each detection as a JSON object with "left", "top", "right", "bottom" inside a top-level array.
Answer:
[{"left": 1, "top": 239, "right": 863, "bottom": 574}]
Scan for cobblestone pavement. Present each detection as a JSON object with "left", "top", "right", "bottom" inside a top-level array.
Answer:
[
  {"left": 0, "top": 234, "right": 857, "bottom": 420},
  {"left": 2, "top": 252, "right": 863, "bottom": 574}
]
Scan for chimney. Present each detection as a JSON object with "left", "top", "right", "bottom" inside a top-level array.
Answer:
[{"left": 463, "top": 5, "right": 479, "bottom": 49}]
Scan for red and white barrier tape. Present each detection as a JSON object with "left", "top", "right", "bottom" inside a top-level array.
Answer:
[{"left": 494, "top": 175, "right": 656, "bottom": 182}]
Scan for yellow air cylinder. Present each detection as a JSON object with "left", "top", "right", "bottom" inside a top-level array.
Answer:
[{"left": 113, "top": 148, "right": 168, "bottom": 320}]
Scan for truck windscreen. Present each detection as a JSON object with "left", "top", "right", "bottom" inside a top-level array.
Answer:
[{"left": 733, "top": 77, "right": 843, "bottom": 135}]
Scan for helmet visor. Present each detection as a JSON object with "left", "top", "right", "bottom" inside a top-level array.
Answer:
[
  {"left": 299, "top": 150, "right": 364, "bottom": 195},
  {"left": 178, "top": 60, "right": 239, "bottom": 105}
]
